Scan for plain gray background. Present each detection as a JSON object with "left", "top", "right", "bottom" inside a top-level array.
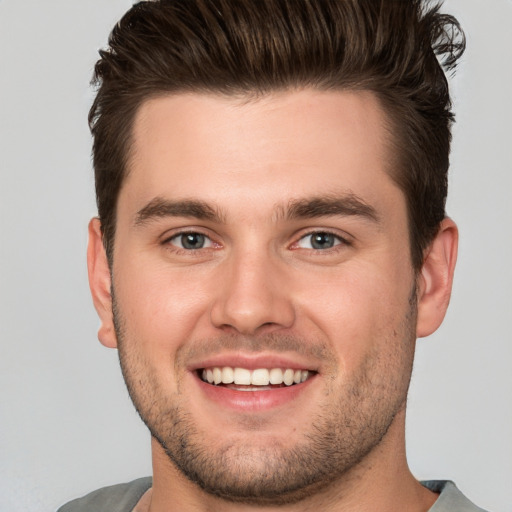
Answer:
[{"left": 1, "top": 1, "right": 511, "bottom": 511}]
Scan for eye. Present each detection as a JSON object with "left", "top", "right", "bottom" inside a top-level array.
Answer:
[
  {"left": 296, "top": 232, "right": 343, "bottom": 250},
  {"left": 168, "top": 232, "right": 213, "bottom": 250}
]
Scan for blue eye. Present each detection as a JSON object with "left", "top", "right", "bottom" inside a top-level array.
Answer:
[
  {"left": 169, "top": 232, "right": 212, "bottom": 250},
  {"left": 297, "top": 232, "right": 342, "bottom": 250}
]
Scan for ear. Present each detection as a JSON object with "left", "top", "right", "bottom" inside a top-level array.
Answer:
[
  {"left": 416, "top": 218, "right": 458, "bottom": 338},
  {"left": 87, "top": 218, "right": 118, "bottom": 348}
]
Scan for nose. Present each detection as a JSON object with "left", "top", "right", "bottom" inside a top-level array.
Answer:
[{"left": 210, "top": 249, "right": 296, "bottom": 335}]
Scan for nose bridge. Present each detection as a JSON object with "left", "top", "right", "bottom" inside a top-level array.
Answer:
[{"left": 210, "top": 244, "right": 295, "bottom": 334}]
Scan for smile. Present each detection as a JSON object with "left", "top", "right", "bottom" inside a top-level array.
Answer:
[{"left": 200, "top": 367, "right": 313, "bottom": 389}]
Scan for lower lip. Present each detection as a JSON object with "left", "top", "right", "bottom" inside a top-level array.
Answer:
[{"left": 194, "top": 373, "right": 316, "bottom": 411}]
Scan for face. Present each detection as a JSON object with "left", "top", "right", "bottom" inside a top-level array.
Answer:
[{"left": 95, "top": 90, "right": 422, "bottom": 504}]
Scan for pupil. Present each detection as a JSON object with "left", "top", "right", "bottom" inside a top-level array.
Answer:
[
  {"left": 311, "top": 233, "right": 334, "bottom": 249},
  {"left": 182, "top": 233, "right": 205, "bottom": 249}
]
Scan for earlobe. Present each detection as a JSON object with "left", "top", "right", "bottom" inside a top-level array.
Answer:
[
  {"left": 416, "top": 218, "right": 458, "bottom": 338},
  {"left": 87, "top": 218, "right": 118, "bottom": 349}
]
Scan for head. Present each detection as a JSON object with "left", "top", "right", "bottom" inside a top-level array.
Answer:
[
  {"left": 90, "top": 0, "right": 464, "bottom": 271},
  {"left": 87, "top": 0, "right": 463, "bottom": 506}
]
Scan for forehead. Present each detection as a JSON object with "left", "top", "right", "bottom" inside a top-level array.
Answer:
[{"left": 123, "top": 89, "right": 401, "bottom": 220}]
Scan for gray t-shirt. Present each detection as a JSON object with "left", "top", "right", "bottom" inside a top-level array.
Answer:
[
  {"left": 57, "top": 478, "right": 489, "bottom": 511},
  {"left": 422, "top": 481, "right": 489, "bottom": 512}
]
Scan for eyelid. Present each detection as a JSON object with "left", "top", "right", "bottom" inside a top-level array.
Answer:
[
  {"left": 171, "top": 233, "right": 213, "bottom": 249},
  {"left": 160, "top": 228, "right": 219, "bottom": 249},
  {"left": 290, "top": 228, "right": 352, "bottom": 250},
  {"left": 159, "top": 226, "right": 351, "bottom": 252}
]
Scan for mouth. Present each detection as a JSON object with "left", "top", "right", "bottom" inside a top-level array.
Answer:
[{"left": 198, "top": 366, "right": 315, "bottom": 391}]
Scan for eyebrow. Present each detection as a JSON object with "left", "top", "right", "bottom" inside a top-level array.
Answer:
[
  {"left": 134, "top": 197, "right": 225, "bottom": 226},
  {"left": 284, "top": 194, "right": 379, "bottom": 223},
  {"left": 134, "top": 193, "right": 379, "bottom": 227}
]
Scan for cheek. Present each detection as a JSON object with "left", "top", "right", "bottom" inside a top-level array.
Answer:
[
  {"left": 113, "top": 262, "right": 214, "bottom": 355},
  {"left": 294, "top": 263, "right": 414, "bottom": 368}
]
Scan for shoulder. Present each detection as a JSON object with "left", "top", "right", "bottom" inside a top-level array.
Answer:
[
  {"left": 57, "top": 477, "right": 152, "bottom": 512},
  {"left": 422, "top": 480, "right": 490, "bottom": 512}
]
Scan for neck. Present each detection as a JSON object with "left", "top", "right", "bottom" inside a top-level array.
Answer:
[{"left": 145, "top": 410, "right": 437, "bottom": 512}]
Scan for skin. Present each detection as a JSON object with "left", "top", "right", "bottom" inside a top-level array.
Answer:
[{"left": 88, "top": 89, "right": 458, "bottom": 512}]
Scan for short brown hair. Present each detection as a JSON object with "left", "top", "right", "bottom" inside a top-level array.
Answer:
[{"left": 90, "top": 0, "right": 465, "bottom": 269}]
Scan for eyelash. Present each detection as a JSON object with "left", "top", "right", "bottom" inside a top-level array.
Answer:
[
  {"left": 162, "top": 230, "right": 218, "bottom": 253},
  {"left": 292, "top": 230, "right": 350, "bottom": 252},
  {"left": 162, "top": 229, "right": 350, "bottom": 254}
]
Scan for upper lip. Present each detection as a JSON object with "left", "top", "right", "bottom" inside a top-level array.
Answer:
[{"left": 188, "top": 352, "right": 320, "bottom": 373}]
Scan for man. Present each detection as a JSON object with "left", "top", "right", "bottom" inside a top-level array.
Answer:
[{"left": 59, "top": 0, "right": 488, "bottom": 510}]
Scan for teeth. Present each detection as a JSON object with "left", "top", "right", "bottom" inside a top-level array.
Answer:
[
  {"left": 251, "top": 368, "right": 270, "bottom": 385},
  {"left": 221, "top": 366, "right": 234, "bottom": 384},
  {"left": 201, "top": 367, "right": 311, "bottom": 386},
  {"left": 269, "top": 368, "right": 283, "bottom": 385},
  {"left": 213, "top": 367, "right": 222, "bottom": 385},
  {"left": 233, "top": 367, "right": 251, "bottom": 385},
  {"left": 283, "top": 369, "right": 294, "bottom": 386}
]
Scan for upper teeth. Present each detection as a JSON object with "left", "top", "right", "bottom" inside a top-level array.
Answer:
[{"left": 201, "top": 367, "right": 310, "bottom": 386}]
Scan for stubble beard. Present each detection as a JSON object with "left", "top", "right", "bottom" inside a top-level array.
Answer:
[{"left": 113, "top": 294, "right": 417, "bottom": 506}]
